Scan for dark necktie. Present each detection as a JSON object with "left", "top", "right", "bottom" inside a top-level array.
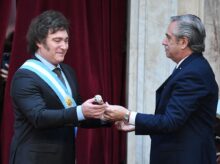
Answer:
[{"left": 53, "top": 68, "right": 66, "bottom": 86}]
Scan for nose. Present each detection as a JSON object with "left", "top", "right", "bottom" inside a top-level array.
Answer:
[
  {"left": 162, "top": 38, "right": 167, "bottom": 46},
  {"left": 61, "top": 41, "right": 68, "bottom": 49}
]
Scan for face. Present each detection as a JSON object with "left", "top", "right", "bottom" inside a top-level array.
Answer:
[
  {"left": 37, "top": 30, "right": 69, "bottom": 66},
  {"left": 162, "top": 21, "right": 182, "bottom": 63}
]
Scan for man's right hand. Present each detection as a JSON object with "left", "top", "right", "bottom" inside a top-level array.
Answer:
[{"left": 82, "top": 97, "right": 106, "bottom": 119}]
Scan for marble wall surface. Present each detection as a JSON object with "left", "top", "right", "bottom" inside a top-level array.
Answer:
[
  {"left": 204, "top": 0, "right": 220, "bottom": 88},
  {"left": 126, "top": 0, "right": 219, "bottom": 163}
]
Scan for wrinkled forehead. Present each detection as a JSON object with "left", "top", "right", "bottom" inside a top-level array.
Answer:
[
  {"left": 165, "top": 22, "right": 177, "bottom": 37},
  {"left": 167, "top": 21, "right": 177, "bottom": 32}
]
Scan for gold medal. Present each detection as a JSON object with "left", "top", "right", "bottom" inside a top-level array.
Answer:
[{"left": 65, "top": 97, "right": 72, "bottom": 107}]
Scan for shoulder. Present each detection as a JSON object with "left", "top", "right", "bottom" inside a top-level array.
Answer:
[
  {"left": 12, "top": 68, "right": 36, "bottom": 80},
  {"left": 10, "top": 68, "right": 40, "bottom": 97},
  {"left": 60, "top": 63, "right": 77, "bottom": 78},
  {"left": 181, "top": 54, "right": 214, "bottom": 77},
  {"left": 11, "top": 66, "right": 47, "bottom": 91},
  {"left": 60, "top": 63, "right": 75, "bottom": 72}
]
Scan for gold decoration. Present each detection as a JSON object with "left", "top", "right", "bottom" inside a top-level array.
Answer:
[{"left": 65, "top": 97, "right": 72, "bottom": 107}]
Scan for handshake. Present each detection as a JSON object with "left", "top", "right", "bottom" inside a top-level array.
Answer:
[{"left": 81, "top": 95, "right": 135, "bottom": 132}]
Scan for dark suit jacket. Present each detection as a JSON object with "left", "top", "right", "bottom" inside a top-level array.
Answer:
[
  {"left": 9, "top": 60, "right": 107, "bottom": 164},
  {"left": 135, "top": 53, "right": 219, "bottom": 164}
]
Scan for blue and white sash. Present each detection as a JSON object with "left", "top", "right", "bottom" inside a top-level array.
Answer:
[{"left": 20, "top": 59, "right": 76, "bottom": 108}]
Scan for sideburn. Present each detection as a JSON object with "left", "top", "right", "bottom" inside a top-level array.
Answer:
[{"left": 42, "top": 40, "right": 50, "bottom": 51}]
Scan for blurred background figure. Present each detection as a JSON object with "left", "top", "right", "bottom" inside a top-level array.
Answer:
[
  {"left": 0, "top": 32, "right": 13, "bottom": 79},
  {"left": 0, "top": 31, "right": 13, "bottom": 122}
]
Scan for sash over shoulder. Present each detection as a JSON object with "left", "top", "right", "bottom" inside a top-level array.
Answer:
[{"left": 20, "top": 59, "right": 76, "bottom": 108}]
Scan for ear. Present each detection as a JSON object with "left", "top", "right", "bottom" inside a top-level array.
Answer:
[
  {"left": 36, "top": 42, "right": 42, "bottom": 48},
  {"left": 179, "top": 37, "right": 189, "bottom": 49}
]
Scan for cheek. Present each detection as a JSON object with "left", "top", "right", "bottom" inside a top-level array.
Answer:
[{"left": 168, "top": 41, "right": 176, "bottom": 49}]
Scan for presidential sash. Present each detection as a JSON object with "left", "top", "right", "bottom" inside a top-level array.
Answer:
[{"left": 20, "top": 59, "right": 76, "bottom": 108}]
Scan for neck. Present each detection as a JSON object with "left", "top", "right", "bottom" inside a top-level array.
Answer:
[{"left": 175, "top": 49, "right": 192, "bottom": 64}]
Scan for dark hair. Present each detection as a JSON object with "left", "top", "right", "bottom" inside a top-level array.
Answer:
[
  {"left": 26, "top": 10, "right": 69, "bottom": 54},
  {"left": 170, "top": 14, "right": 206, "bottom": 53}
]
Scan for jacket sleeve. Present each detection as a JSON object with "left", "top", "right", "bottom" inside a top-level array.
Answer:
[
  {"left": 135, "top": 71, "right": 212, "bottom": 135},
  {"left": 10, "top": 69, "right": 79, "bottom": 129}
]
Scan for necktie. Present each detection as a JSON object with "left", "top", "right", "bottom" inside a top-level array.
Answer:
[{"left": 53, "top": 68, "right": 66, "bottom": 86}]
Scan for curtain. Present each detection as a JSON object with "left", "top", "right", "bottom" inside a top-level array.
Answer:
[
  {"left": 0, "top": 1, "right": 12, "bottom": 164},
  {"left": 0, "top": 0, "right": 127, "bottom": 164},
  {"left": 0, "top": 0, "right": 12, "bottom": 58}
]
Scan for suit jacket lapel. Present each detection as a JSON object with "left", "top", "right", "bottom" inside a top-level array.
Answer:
[
  {"left": 156, "top": 67, "right": 181, "bottom": 108},
  {"left": 156, "top": 74, "right": 172, "bottom": 109},
  {"left": 155, "top": 53, "right": 202, "bottom": 110},
  {"left": 60, "top": 65, "right": 78, "bottom": 100}
]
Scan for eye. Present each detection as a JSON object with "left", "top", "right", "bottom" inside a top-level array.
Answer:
[
  {"left": 54, "top": 39, "right": 61, "bottom": 43},
  {"left": 64, "top": 39, "right": 69, "bottom": 43},
  {"left": 165, "top": 34, "right": 171, "bottom": 40}
]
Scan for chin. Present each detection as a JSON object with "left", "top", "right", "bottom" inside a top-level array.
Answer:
[
  {"left": 58, "top": 57, "right": 65, "bottom": 62},
  {"left": 165, "top": 54, "right": 170, "bottom": 58},
  {"left": 59, "top": 60, "right": 64, "bottom": 64},
  {"left": 53, "top": 60, "right": 64, "bottom": 65}
]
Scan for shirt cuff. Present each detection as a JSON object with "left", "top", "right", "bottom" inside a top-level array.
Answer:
[
  {"left": 76, "top": 105, "right": 85, "bottom": 121},
  {"left": 129, "top": 111, "right": 137, "bottom": 125}
]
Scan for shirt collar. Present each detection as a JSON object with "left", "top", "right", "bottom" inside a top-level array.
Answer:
[
  {"left": 35, "top": 53, "right": 61, "bottom": 71},
  {"left": 176, "top": 55, "right": 189, "bottom": 69}
]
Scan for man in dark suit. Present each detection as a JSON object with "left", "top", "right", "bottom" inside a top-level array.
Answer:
[
  {"left": 104, "top": 14, "right": 219, "bottom": 164},
  {"left": 10, "top": 10, "right": 107, "bottom": 164}
]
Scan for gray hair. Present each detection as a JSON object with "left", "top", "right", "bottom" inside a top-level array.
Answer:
[{"left": 170, "top": 14, "right": 206, "bottom": 53}]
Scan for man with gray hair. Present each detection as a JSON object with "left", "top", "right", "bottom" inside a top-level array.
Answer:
[{"left": 104, "top": 14, "right": 219, "bottom": 164}]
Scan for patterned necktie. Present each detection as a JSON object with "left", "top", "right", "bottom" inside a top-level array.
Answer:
[{"left": 53, "top": 68, "right": 66, "bottom": 86}]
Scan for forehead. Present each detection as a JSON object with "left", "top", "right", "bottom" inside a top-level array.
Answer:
[
  {"left": 167, "top": 22, "right": 177, "bottom": 34},
  {"left": 47, "top": 30, "right": 69, "bottom": 39},
  {"left": 165, "top": 21, "right": 177, "bottom": 38}
]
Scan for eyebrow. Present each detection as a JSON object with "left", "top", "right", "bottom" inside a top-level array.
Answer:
[
  {"left": 52, "top": 37, "right": 69, "bottom": 40},
  {"left": 165, "top": 33, "right": 171, "bottom": 39}
]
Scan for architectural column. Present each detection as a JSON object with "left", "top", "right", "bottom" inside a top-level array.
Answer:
[{"left": 204, "top": 0, "right": 220, "bottom": 87}]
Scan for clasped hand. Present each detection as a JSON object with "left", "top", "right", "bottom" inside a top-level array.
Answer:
[
  {"left": 103, "top": 103, "right": 135, "bottom": 132},
  {"left": 103, "top": 103, "right": 127, "bottom": 121},
  {"left": 81, "top": 98, "right": 106, "bottom": 119},
  {"left": 81, "top": 98, "right": 127, "bottom": 121},
  {"left": 81, "top": 98, "right": 135, "bottom": 132}
]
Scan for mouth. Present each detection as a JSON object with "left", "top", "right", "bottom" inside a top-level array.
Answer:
[{"left": 56, "top": 52, "right": 66, "bottom": 56}]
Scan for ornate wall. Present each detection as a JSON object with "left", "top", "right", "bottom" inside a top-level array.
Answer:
[{"left": 204, "top": 0, "right": 220, "bottom": 87}]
